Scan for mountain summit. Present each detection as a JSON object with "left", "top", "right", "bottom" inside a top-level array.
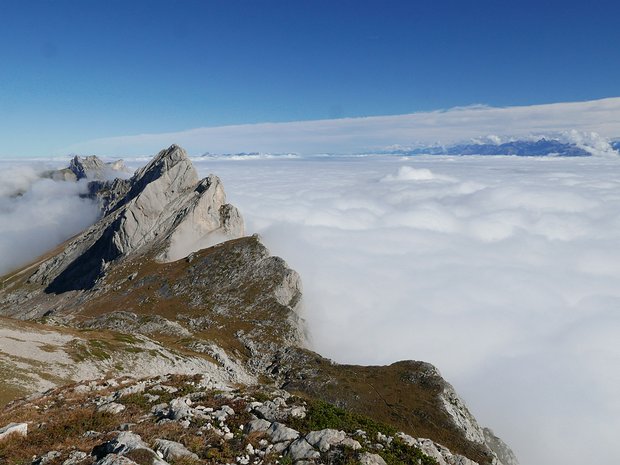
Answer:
[{"left": 30, "top": 145, "right": 244, "bottom": 294}]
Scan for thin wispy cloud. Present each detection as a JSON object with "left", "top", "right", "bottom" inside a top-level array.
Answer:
[{"left": 63, "top": 97, "right": 620, "bottom": 156}]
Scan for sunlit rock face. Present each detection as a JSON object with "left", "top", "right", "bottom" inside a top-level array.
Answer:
[
  {"left": 27, "top": 144, "right": 244, "bottom": 293},
  {"left": 45, "top": 154, "right": 129, "bottom": 182}
]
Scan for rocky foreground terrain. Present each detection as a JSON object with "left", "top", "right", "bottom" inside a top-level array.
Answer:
[
  {"left": 0, "top": 374, "right": 501, "bottom": 465},
  {"left": 0, "top": 146, "right": 518, "bottom": 465}
]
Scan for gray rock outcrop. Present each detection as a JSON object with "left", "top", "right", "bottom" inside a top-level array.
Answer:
[
  {"left": 154, "top": 439, "right": 199, "bottom": 462},
  {"left": 8, "top": 375, "right": 490, "bottom": 465},
  {"left": 0, "top": 422, "right": 27, "bottom": 441},
  {"left": 92, "top": 431, "right": 168, "bottom": 465},
  {"left": 359, "top": 452, "right": 388, "bottom": 465},
  {"left": 69, "top": 155, "right": 107, "bottom": 180},
  {"left": 29, "top": 144, "right": 244, "bottom": 293},
  {"left": 45, "top": 155, "right": 128, "bottom": 182},
  {"left": 267, "top": 422, "right": 300, "bottom": 442},
  {"left": 484, "top": 428, "right": 520, "bottom": 465},
  {"left": 287, "top": 438, "right": 321, "bottom": 461}
]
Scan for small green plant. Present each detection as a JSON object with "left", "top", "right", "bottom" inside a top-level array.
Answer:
[
  {"left": 251, "top": 391, "right": 272, "bottom": 403},
  {"left": 379, "top": 438, "right": 438, "bottom": 465},
  {"left": 87, "top": 340, "right": 112, "bottom": 360},
  {"left": 113, "top": 332, "right": 140, "bottom": 344},
  {"left": 119, "top": 392, "right": 153, "bottom": 410},
  {"left": 289, "top": 399, "right": 437, "bottom": 465},
  {"left": 289, "top": 399, "right": 396, "bottom": 438},
  {"left": 324, "top": 446, "right": 360, "bottom": 465}
]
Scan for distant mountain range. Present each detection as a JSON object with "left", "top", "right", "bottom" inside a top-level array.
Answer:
[{"left": 383, "top": 138, "right": 605, "bottom": 157}]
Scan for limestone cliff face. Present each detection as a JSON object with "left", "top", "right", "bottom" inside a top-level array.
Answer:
[
  {"left": 0, "top": 145, "right": 517, "bottom": 465},
  {"left": 27, "top": 145, "right": 244, "bottom": 294},
  {"left": 483, "top": 429, "right": 520, "bottom": 465},
  {"left": 44, "top": 155, "right": 128, "bottom": 181}
]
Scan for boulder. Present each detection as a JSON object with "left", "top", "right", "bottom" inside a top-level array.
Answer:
[
  {"left": 267, "top": 422, "right": 300, "bottom": 442},
  {"left": 287, "top": 438, "right": 320, "bottom": 461},
  {"left": 154, "top": 439, "right": 199, "bottom": 461},
  {"left": 32, "top": 450, "right": 61, "bottom": 464},
  {"left": 63, "top": 450, "right": 88, "bottom": 465},
  {"left": 359, "top": 452, "right": 387, "bottom": 465},
  {"left": 305, "top": 429, "right": 346, "bottom": 452},
  {"left": 245, "top": 418, "right": 272, "bottom": 434},
  {"left": 92, "top": 431, "right": 168, "bottom": 465},
  {"left": 95, "top": 454, "right": 140, "bottom": 465},
  {"left": 97, "top": 402, "right": 126, "bottom": 414},
  {"left": 0, "top": 422, "right": 28, "bottom": 441},
  {"left": 168, "top": 397, "right": 193, "bottom": 420},
  {"left": 30, "top": 145, "right": 244, "bottom": 294}
]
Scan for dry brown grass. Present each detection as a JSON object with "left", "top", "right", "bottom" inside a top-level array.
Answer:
[
  {"left": 0, "top": 375, "right": 262, "bottom": 464},
  {"left": 0, "top": 407, "right": 117, "bottom": 464},
  {"left": 0, "top": 382, "right": 28, "bottom": 410}
]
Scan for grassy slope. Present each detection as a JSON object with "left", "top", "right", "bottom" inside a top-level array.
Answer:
[{"left": 0, "top": 236, "right": 493, "bottom": 464}]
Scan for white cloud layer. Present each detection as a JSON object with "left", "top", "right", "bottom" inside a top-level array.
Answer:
[
  {"left": 2, "top": 153, "right": 620, "bottom": 465},
  {"left": 63, "top": 97, "right": 620, "bottom": 156},
  {"left": 0, "top": 160, "right": 99, "bottom": 275},
  {"left": 182, "top": 154, "right": 620, "bottom": 465}
]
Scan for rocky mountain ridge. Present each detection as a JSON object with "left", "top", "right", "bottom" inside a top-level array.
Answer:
[
  {"left": 29, "top": 145, "right": 244, "bottom": 295},
  {"left": 0, "top": 374, "right": 508, "bottom": 465},
  {"left": 43, "top": 156, "right": 128, "bottom": 182},
  {"left": 0, "top": 145, "right": 518, "bottom": 465}
]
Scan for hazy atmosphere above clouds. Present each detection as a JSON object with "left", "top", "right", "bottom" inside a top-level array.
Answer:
[{"left": 62, "top": 97, "right": 620, "bottom": 157}]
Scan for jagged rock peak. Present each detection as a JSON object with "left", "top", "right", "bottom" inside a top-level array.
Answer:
[
  {"left": 141, "top": 144, "right": 191, "bottom": 172},
  {"left": 132, "top": 144, "right": 198, "bottom": 192},
  {"left": 101, "top": 144, "right": 198, "bottom": 215},
  {"left": 69, "top": 155, "right": 106, "bottom": 180},
  {"left": 26, "top": 145, "right": 244, "bottom": 292},
  {"left": 44, "top": 154, "right": 128, "bottom": 182}
]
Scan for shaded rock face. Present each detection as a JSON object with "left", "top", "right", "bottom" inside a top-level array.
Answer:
[
  {"left": 484, "top": 428, "right": 520, "bottom": 465},
  {"left": 29, "top": 145, "right": 244, "bottom": 292},
  {"left": 69, "top": 155, "right": 107, "bottom": 180},
  {"left": 0, "top": 145, "right": 517, "bottom": 465}
]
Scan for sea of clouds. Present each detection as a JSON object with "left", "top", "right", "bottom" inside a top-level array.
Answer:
[
  {"left": 2, "top": 153, "right": 620, "bottom": 465},
  {"left": 0, "top": 160, "right": 99, "bottom": 276},
  {"left": 190, "top": 154, "right": 620, "bottom": 465}
]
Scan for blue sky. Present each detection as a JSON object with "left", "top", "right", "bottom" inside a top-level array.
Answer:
[{"left": 2, "top": 0, "right": 620, "bottom": 156}]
